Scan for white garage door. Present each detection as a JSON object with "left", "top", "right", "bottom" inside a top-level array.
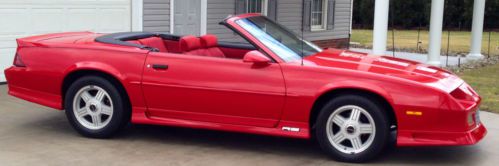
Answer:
[{"left": 0, "top": 0, "right": 132, "bottom": 82}]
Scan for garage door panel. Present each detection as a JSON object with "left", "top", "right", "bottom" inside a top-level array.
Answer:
[
  {"left": 32, "top": 8, "right": 65, "bottom": 34},
  {"left": 0, "top": 37, "right": 19, "bottom": 48},
  {"left": 0, "top": 9, "right": 29, "bottom": 36},
  {"left": 99, "top": 8, "right": 131, "bottom": 32},
  {"left": 0, "top": 0, "right": 132, "bottom": 82},
  {"left": 6, "top": 0, "right": 130, "bottom": 5},
  {"left": 67, "top": 8, "right": 99, "bottom": 32},
  {"left": 0, "top": 48, "right": 16, "bottom": 82}
]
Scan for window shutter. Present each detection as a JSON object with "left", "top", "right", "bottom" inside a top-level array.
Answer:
[
  {"left": 235, "top": 0, "right": 246, "bottom": 14},
  {"left": 302, "top": 0, "right": 312, "bottom": 32},
  {"left": 326, "top": 0, "right": 335, "bottom": 30},
  {"left": 267, "top": 0, "right": 278, "bottom": 21}
]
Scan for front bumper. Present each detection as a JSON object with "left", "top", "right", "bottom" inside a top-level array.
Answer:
[{"left": 397, "top": 122, "right": 487, "bottom": 146}]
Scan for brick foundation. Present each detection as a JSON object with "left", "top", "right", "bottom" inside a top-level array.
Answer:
[{"left": 311, "top": 38, "right": 349, "bottom": 49}]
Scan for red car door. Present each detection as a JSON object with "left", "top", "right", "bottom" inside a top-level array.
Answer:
[{"left": 141, "top": 52, "right": 286, "bottom": 128}]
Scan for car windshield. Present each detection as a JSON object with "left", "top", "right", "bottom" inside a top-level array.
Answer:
[{"left": 235, "top": 16, "right": 322, "bottom": 62}]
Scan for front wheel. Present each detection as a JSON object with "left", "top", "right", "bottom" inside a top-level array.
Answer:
[
  {"left": 64, "top": 76, "right": 130, "bottom": 138},
  {"left": 315, "top": 95, "right": 390, "bottom": 162}
]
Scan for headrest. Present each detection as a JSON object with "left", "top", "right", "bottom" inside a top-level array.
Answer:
[
  {"left": 180, "top": 35, "right": 201, "bottom": 52},
  {"left": 200, "top": 34, "right": 218, "bottom": 48}
]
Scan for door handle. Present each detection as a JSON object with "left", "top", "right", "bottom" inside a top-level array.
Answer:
[{"left": 151, "top": 64, "right": 168, "bottom": 70}]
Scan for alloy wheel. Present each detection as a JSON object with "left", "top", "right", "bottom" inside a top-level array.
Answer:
[
  {"left": 326, "top": 105, "right": 376, "bottom": 154},
  {"left": 72, "top": 85, "right": 114, "bottom": 130}
]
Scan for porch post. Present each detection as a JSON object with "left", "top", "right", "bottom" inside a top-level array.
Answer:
[
  {"left": 372, "top": 0, "right": 389, "bottom": 55},
  {"left": 427, "top": 0, "right": 445, "bottom": 66},
  {"left": 467, "top": 0, "right": 487, "bottom": 59},
  {"left": 131, "top": 0, "right": 143, "bottom": 31}
]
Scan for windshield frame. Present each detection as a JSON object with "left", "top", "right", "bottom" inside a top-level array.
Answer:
[{"left": 221, "top": 14, "right": 322, "bottom": 63}]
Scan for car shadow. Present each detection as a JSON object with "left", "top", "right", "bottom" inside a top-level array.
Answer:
[
  {"left": 19, "top": 112, "right": 485, "bottom": 165},
  {"left": 119, "top": 124, "right": 483, "bottom": 165}
]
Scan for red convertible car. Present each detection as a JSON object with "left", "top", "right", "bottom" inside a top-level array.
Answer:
[{"left": 4, "top": 14, "right": 486, "bottom": 162}]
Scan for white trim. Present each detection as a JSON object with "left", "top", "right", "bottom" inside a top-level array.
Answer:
[
  {"left": 350, "top": 0, "right": 354, "bottom": 34},
  {"left": 310, "top": 0, "right": 328, "bottom": 31},
  {"left": 131, "top": 0, "right": 143, "bottom": 31},
  {"left": 372, "top": 0, "right": 389, "bottom": 55},
  {"left": 170, "top": 0, "right": 206, "bottom": 35},
  {"left": 262, "top": 0, "right": 268, "bottom": 16},
  {"left": 200, "top": 0, "right": 207, "bottom": 35},
  {"left": 426, "top": 0, "right": 444, "bottom": 66},
  {"left": 170, "top": 0, "right": 174, "bottom": 33},
  {"left": 245, "top": 0, "right": 268, "bottom": 15},
  {"left": 467, "top": 0, "right": 486, "bottom": 59}
]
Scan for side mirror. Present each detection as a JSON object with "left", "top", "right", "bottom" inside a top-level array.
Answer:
[{"left": 243, "top": 50, "right": 271, "bottom": 64}]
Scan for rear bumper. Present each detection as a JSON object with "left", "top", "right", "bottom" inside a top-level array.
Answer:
[
  {"left": 397, "top": 123, "right": 487, "bottom": 146},
  {"left": 4, "top": 66, "right": 63, "bottom": 110}
]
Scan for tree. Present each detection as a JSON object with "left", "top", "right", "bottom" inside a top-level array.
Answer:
[{"left": 352, "top": 0, "right": 498, "bottom": 30}]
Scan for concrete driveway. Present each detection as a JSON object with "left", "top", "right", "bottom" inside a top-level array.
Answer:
[{"left": 0, "top": 85, "right": 498, "bottom": 166}]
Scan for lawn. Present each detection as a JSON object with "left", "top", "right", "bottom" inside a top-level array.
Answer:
[
  {"left": 351, "top": 29, "right": 499, "bottom": 56},
  {"left": 458, "top": 63, "right": 499, "bottom": 113}
]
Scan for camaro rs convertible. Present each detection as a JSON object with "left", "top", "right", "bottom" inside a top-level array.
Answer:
[{"left": 4, "top": 14, "right": 486, "bottom": 162}]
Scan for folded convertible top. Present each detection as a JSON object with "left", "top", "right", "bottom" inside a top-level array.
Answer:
[{"left": 95, "top": 32, "right": 180, "bottom": 51}]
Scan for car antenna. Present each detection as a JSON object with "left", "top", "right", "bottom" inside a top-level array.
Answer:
[
  {"left": 300, "top": 26, "right": 305, "bottom": 66},
  {"left": 300, "top": 10, "right": 305, "bottom": 66}
]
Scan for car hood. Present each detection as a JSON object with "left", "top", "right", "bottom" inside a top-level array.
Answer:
[{"left": 302, "top": 49, "right": 463, "bottom": 93}]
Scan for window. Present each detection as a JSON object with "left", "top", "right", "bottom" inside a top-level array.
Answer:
[
  {"left": 246, "top": 0, "right": 268, "bottom": 15},
  {"left": 311, "top": 0, "right": 327, "bottom": 30}
]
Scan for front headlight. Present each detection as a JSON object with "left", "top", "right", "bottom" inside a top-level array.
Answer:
[
  {"left": 449, "top": 83, "right": 480, "bottom": 110},
  {"left": 450, "top": 83, "right": 477, "bottom": 101}
]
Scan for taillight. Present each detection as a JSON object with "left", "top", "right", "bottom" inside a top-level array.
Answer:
[{"left": 13, "top": 53, "right": 26, "bottom": 67}]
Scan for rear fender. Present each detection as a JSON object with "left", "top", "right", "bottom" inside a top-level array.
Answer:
[
  {"left": 63, "top": 61, "right": 125, "bottom": 81},
  {"left": 60, "top": 62, "right": 131, "bottom": 109}
]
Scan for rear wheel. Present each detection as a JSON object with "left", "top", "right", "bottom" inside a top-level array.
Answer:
[
  {"left": 64, "top": 76, "right": 129, "bottom": 138},
  {"left": 315, "top": 95, "right": 390, "bottom": 162}
]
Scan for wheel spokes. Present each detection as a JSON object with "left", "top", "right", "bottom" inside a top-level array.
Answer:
[
  {"left": 101, "top": 105, "right": 113, "bottom": 115},
  {"left": 332, "top": 115, "right": 346, "bottom": 126},
  {"left": 359, "top": 124, "right": 374, "bottom": 134},
  {"left": 350, "top": 137, "right": 363, "bottom": 150},
  {"left": 326, "top": 105, "right": 376, "bottom": 154},
  {"left": 73, "top": 85, "right": 114, "bottom": 130},
  {"left": 332, "top": 132, "right": 346, "bottom": 144},
  {"left": 81, "top": 91, "right": 92, "bottom": 103},
  {"left": 76, "top": 108, "right": 89, "bottom": 117},
  {"left": 91, "top": 114, "right": 101, "bottom": 127},
  {"left": 94, "top": 89, "right": 106, "bottom": 102},
  {"left": 350, "top": 108, "right": 361, "bottom": 121}
]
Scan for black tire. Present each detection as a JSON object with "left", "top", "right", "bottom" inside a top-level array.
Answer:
[
  {"left": 315, "top": 94, "right": 390, "bottom": 163},
  {"left": 64, "top": 75, "right": 130, "bottom": 138}
]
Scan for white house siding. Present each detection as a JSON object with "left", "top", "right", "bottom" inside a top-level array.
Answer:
[
  {"left": 310, "top": 0, "right": 352, "bottom": 40},
  {"left": 206, "top": 0, "right": 247, "bottom": 42},
  {"left": 278, "top": 0, "right": 351, "bottom": 41},
  {"left": 143, "top": 0, "right": 170, "bottom": 33},
  {"left": 277, "top": 0, "right": 303, "bottom": 35},
  {"left": 142, "top": 0, "right": 352, "bottom": 42}
]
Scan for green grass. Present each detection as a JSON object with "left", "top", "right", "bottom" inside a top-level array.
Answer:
[
  {"left": 351, "top": 29, "right": 499, "bottom": 56},
  {"left": 458, "top": 63, "right": 499, "bottom": 113}
]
